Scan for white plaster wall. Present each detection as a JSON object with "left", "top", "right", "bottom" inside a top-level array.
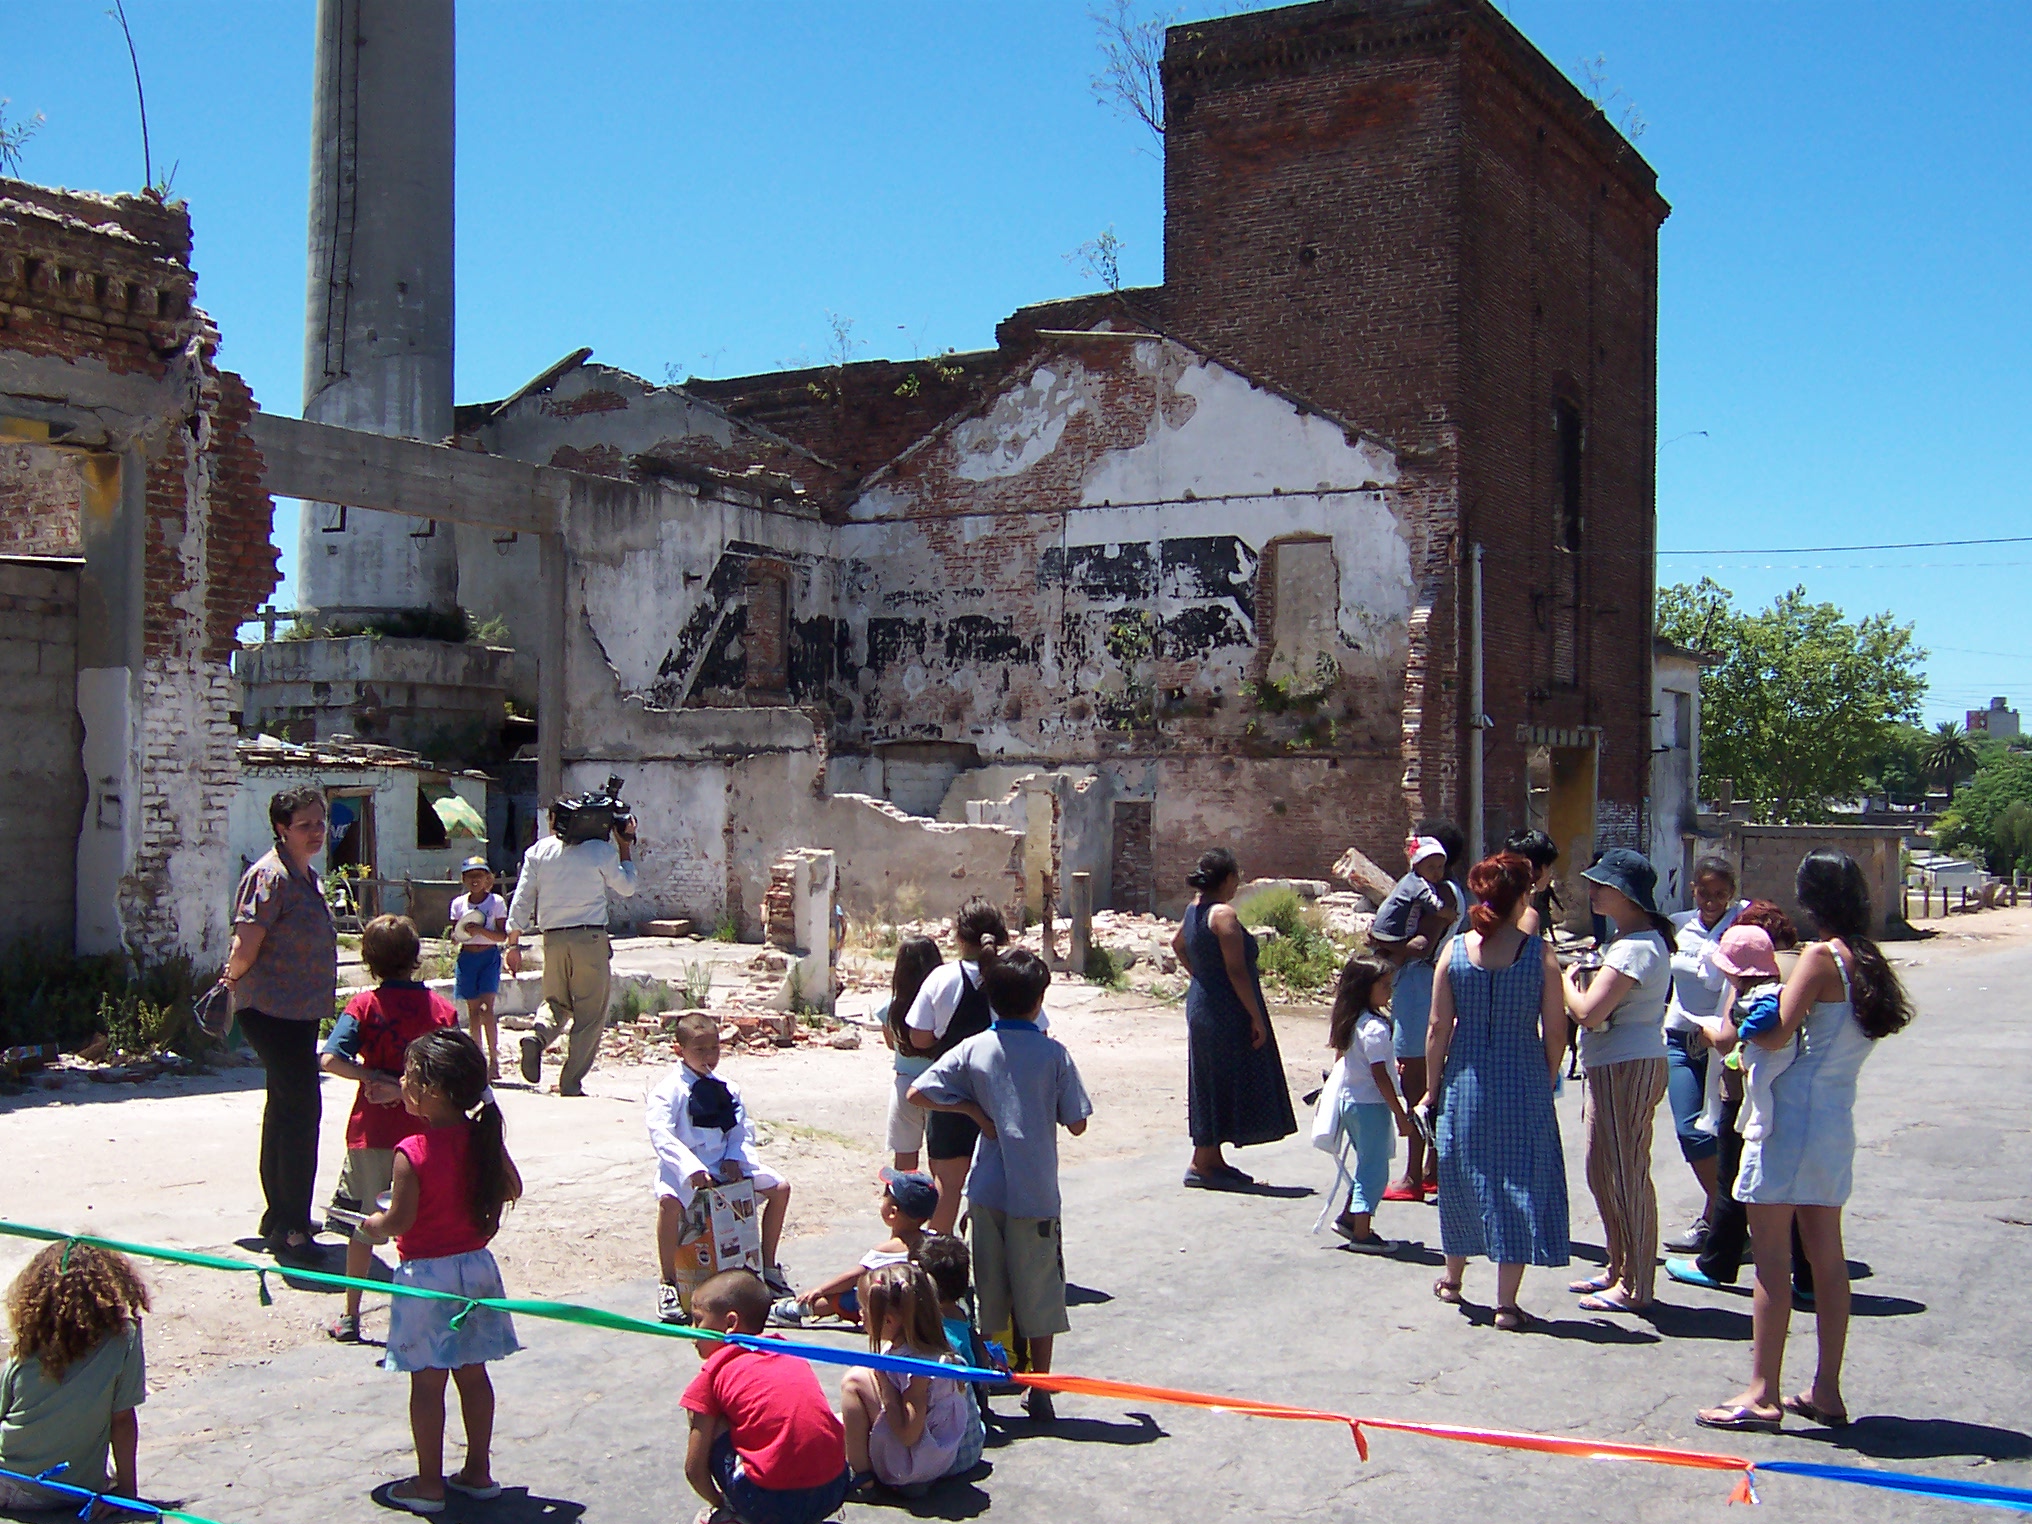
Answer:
[
  {"left": 75, "top": 665, "right": 135, "bottom": 956},
  {"left": 564, "top": 757, "right": 729, "bottom": 930},
  {"left": 1649, "top": 653, "right": 1701, "bottom": 912}
]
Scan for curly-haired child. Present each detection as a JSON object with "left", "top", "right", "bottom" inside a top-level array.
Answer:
[{"left": 0, "top": 1241, "right": 149, "bottom": 1510}]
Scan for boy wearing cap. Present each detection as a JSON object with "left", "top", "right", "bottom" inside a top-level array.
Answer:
[
  {"left": 1375, "top": 837, "right": 1460, "bottom": 1202},
  {"left": 449, "top": 858, "right": 509, "bottom": 1081},
  {"left": 770, "top": 1168, "right": 938, "bottom": 1328},
  {"left": 1369, "top": 837, "right": 1455, "bottom": 963}
]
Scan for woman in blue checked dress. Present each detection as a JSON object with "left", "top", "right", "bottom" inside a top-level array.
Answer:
[{"left": 1424, "top": 853, "right": 1571, "bottom": 1330}]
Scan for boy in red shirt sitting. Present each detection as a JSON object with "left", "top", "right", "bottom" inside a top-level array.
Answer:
[
  {"left": 682, "top": 1270, "right": 849, "bottom": 1524},
  {"left": 318, "top": 914, "right": 457, "bottom": 1343}
]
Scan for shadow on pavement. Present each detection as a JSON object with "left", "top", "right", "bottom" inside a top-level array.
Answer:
[
  {"left": 1799, "top": 1416, "right": 2032, "bottom": 1462},
  {"left": 371, "top": 1485, "right": 586, "bottom": 1520},
  {"left": 1637, "top": 1302, "right": 1751, "bottom": 1342},
  {"left": 850, "top": 1462, "right": 995, "bottom": 1520},
  {"left": 1065, "top": 1283, "right": 1113, "bottom": 1306},
  {"left": 1849, "top": 1293, "right": 1925, "bottom": 1318},
  {"left": 985, "top": 1410, "right": 1168, "bottom": 1448},
  {"left": 1455, "top": 1306, "right": 1660, "bottom": 1344}
]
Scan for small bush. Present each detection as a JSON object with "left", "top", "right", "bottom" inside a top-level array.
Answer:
[
  {"left": 712, "top": 917, "right": 740, "bottom": 943},
  {"left": 681, "top": 961, "right": 714, "bottom": 1010},
  {"left": 1084, "top": 945, "right": 1130, "bottom": 991},
  {"left": 1232, "top": 885, "right": 1307, "bottom": 938},
  {"left": 0, "top": 941, "right": 210, "bottom": 1055},
  {"left": 1233, "top": 887, "right": 1342, "bottom": 994}
]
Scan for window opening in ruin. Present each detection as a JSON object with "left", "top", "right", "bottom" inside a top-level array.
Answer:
[
  {"left": 416, "top": 782, "right": 451, "bottom": 849},
  {"left": 326, "top": 787, "right": 377, "bottom": 911},
  {"left": 1671, "top": 691, "right": 1692, "bottom": 752},
  {"left": 1110, "top": 800, "right": 1154, "bottom": 915},
  {"left": 1260, "top": 534, "right": 1339, "bottom": 697},
  {"left": 1551, "top": 400, "right": 1584, "bottom": 688},
  {"left": 745, "top": 566, "right": 789, "bottom": 694}
]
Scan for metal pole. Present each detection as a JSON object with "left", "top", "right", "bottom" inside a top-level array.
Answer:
[{"left": 1469, "top": 541, "right": 1485, "bottom": 860}]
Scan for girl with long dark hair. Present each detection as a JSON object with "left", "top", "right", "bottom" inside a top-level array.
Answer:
[{"left": 1697, "top": 850, "right": 1911, "bottom": 1433}]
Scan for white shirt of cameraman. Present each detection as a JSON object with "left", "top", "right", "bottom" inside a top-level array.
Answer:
[{"left": 504, "top": 827, "right": 638, "bottom": 970}]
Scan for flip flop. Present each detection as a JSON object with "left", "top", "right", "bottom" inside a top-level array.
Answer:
[
  {"left": 1577, "top": 1293, "right": 1649, "bottom": 1313},
  {"left": 446, "top": 1475, "right": 504, "bottom": 1500},
  {"left": 385, "top": 1481, "right": 447, "bottom": 1515},
  {"left": 1382, "top": 1182, "right": 1422, "bottom": 1202},
  {"left": 1781, "top": 1393, "right": 1849, "bottom": 1428},
  {"left": 1695, "top": 1404, "right": 1782, "bottom": 1434},
  {"left": 1567, "top": 1273, "right": 1615, "bottom": 1294}
]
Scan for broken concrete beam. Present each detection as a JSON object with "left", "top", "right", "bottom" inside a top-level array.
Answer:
[
  {"left": 1333, "top": 846, "right": 1398, "bottom": 905},
  {"left": 641, "top": 919, "right": 696, "bottom": 938}
]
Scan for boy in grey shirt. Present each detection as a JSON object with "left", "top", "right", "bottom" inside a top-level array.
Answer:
[{"left": 910, "top": 949, "right": 1090, "bottom": 1421}]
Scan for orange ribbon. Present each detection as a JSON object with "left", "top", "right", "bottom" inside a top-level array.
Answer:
[{"left": 1015, "top": 1373, "right": 1759, "bottom": 1499}]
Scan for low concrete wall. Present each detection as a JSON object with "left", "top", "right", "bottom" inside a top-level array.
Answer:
[{"left": 1720, "top": 822, "right": 1908, "bottom": 939}]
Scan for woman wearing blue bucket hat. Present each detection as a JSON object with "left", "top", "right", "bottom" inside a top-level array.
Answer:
[{"left": 1559, "top": 848, "right": 1677, "bottom": 1312}]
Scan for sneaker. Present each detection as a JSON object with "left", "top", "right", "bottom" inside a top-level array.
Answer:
[
  {"left": 769, "top": 1296, "right": 807, "bottom": 1328},
  {"left": 1330, "top": 1214, "right": 1363, "bottom": 1243},
  {"left": 323, "top": 1193, "right": 362, "bottom": 1237},
  {"left": 762, "top": 1263, "right": 795, "bottom": 1299},
  {"left": 519, "top": 1034, "right": 543, "bottom": 1084},
  {"left": 657, "top": 1282, "right": 689, "bottom": 1325},
  {"left": 1664, "top": 1219, "right": 1710, "bottom": 1253},
  {"left": 1665, "top": 1256, "right": 1728, "bottom": 1290},
  {"left": 1345, "top": 1234, "right": 1400, "bottom": 1255},
  {"left": 1023, "top": 1387, "right": 1055, "bottom": 1422}
]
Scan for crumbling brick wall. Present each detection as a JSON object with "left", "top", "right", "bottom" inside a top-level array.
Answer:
[{"left": 0, "top": 178, "right": 278, "bottom": 961}]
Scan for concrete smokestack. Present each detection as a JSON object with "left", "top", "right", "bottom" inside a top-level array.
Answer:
[{"left": 297, "top": 0, "right": 458, "bottom": 620}]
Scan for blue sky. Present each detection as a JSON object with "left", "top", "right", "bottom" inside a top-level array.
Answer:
[{"left": 6, "top": 0, "right": 2026, "bottom": 726}]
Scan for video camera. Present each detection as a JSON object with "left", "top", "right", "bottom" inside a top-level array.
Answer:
[{"left": 552, "top": 774, "right": 635, "bottom": 846}]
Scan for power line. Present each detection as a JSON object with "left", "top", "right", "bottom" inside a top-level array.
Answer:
[{"left": 1659, "top": 535, "right": 2032, "bottom": 556}]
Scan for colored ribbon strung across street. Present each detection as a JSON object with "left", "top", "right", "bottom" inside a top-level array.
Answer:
[
  {"left": 0, "top": 1460, "right": 229, "bottom": 1524},
  {"left": 6, "top": 1219, "right": 2032, "bottom": 1515}
]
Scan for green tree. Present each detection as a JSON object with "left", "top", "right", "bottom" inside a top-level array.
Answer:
[
  {"left": 1936, "top": 752, "right": 2032, "bottom": 873},
  {"left": 1922, "top": 721, "right": 1979, "bottom": 802},
  {"left": 1861, "top": 722, "right": 1931, "bottom": 804},
  {"left": 1656, "top": 578, "right": 1927, "bottom": 820}
]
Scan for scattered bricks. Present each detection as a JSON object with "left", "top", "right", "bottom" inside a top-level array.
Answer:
[
  {"left": 641, "top": 919, "right": 696, "bottom": 938},
  {"left": 827, "top": 1029, "right": 861, "bottom": 1050}
]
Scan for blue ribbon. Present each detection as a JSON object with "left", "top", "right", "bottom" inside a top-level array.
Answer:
[
  {"left": 722, "top": 1330, "right": 1004, "bottom": 1384},
  {"left": 1757, "top": 1460, "right": 2032, "bottom": 1513}
]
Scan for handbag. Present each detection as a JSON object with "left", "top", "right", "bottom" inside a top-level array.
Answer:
[{"left": 191, "top": 980, "right": 235, "bottom": 1041}]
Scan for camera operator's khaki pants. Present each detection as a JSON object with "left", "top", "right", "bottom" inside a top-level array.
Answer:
[{"left": 533, "top": 928, "right": 611, "bottom": 1095}]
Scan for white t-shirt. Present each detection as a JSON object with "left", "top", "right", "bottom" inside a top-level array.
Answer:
[
  {"left": 1664, "top": 902, "right": 1743, "bottom": 1033},
  {"left": 1338, "top": 1013, "right": 1401, "bottom": 1107},
  {"left": 1579, "top": 928, "right": 1672, "bottom": 1069},
  {"left": 903, "top": 961, "right": 1049, "bottom": 1038}
]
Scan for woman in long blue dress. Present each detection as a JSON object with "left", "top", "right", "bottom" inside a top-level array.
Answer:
[
  {"left": 1170, "top": 848, "right": 1296, "bottom": 1188},
  {"left": 1423, "top": 851, "right": 1571, "bottom": 1329}
]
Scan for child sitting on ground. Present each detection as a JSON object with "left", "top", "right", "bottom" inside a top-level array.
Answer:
[
  {"left": 1316, "top": 955, "right": 1415, "bottom": 1253},
  {"left": 841, "top": 1262, "right": 974, "bottom": 1500},
  {"left": 448, "top": 858, "right": 509, "bottom": 1082},
  {"left": 361, "top": 1028, "right": 523, "bottom": 1513},
  {"left": 916, "top": 1233, "right": 999, "bottom": 1448},
  {"left": 682, "top": 1270, "right": 849, "bottom": 1524},
  {"left": 648, "top": 1013, "right": 794, "bottom": 1323},
  {"left": 320, "top": 913, "right": 459, "bottom": 1344},
  {"left": 771, "top": 1169, "right": 937, "bottom": 1327},
  {"left": 910, "top": 948, "right": 1091, "bottom": 1423},
  {"left": 0, "top": 1242, "right": 149, "bottom": 1512}
]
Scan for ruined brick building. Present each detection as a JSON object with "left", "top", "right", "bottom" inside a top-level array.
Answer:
[
  {"left": 439, "top": 0, "right": 1668, "bottom": 921},
  {"left": 0, "top": 182, "right": 278, "bottom": 960},
  {"left": 3, "top": 0, "right": 1669, "bottom": 960}
]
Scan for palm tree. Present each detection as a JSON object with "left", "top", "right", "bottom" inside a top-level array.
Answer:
[{"left": 1923, "top": 721, "right": 1979, "bottom": 802}]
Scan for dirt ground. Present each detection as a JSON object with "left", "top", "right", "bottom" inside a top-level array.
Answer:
[
  {"left": 0, "top": 965, "right": 1327, "bottom": 1391},
  {"left": 0, "top": 901, "right": 2010, "bottom": 1396}
]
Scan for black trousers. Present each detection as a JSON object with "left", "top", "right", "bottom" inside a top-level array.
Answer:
[
  {"left": 1698, "top": 1089, "right": 1813, "bottom": 1295},
  {"left": 238, "top": 1010, "right": 323, "bottom": 1241}
]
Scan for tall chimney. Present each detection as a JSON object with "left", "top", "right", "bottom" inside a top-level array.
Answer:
[{"left": 297, "top": 0, "right": 458, "bottom": 621}]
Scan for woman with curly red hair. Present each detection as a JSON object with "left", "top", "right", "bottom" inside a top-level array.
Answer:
[
  {"left": 0, "top": 1241, "right": 150, "bottom": 1509},
  {"left": 1423, "top": 852, "right": 1571, "bottom": 1329}
]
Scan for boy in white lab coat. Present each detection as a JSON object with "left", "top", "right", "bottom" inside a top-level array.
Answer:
[{"left": 648, "top": 1013, "right": 793, "bottom": 1322}]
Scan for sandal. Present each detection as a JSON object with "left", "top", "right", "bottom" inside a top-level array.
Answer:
[
  {"left": 1567, "top": 1272, "right": 1615, "bottom": 1294},
  {"left": 325, "top": 1312, "right": 361, "bottom": 1343},
  {"left": 446, "top": 1473, "right": 503, "bottom": 1500},
  {"left": 1577, "top": 1292, "right": 1649, "bottom": 1313},
  {"left": 385, "top": 1480, "right": 447, "bottom": 1515},
  {"left": 1695, "top": 1403, "right": 1782, "bottom": 1434},
  {"left": 1781, "top": 1393, "right": 1849, "bottom": 1428},
  {"left": 1492, "top": 1306, "right": 1535, "bottom": 1332},
  {"left": 1432, "top": 1277, "right": 1463, "bottom": 1304}
]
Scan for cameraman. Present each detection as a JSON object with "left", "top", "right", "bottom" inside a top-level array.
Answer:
[{"left": 504, "top": 795, "right": 640, "bottom": 1096}]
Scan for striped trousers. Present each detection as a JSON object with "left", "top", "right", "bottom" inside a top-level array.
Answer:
[{"left": 1584, "top": 1057, "right": 1670, "bottom": 1303}]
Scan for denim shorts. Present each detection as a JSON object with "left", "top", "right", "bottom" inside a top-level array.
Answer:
[{"left": 711, "top": 1430, "right": 850, "bottom": 1524}]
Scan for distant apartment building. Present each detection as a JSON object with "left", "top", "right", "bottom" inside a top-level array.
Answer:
[{"left": 1968, "top": 697, "right": 2021, "bottom": 740}]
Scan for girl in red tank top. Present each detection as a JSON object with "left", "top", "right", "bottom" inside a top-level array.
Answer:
[{"left": 362, "top": 1029, "right": 523, "bottom": 1513}]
